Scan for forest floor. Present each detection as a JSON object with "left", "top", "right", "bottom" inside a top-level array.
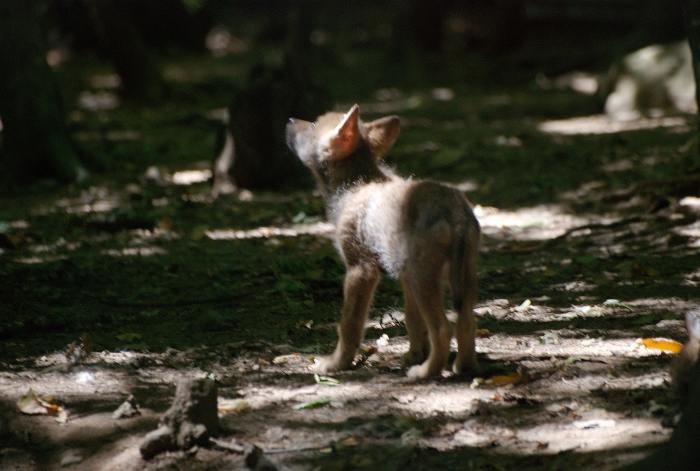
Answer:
[{"left": 2, "top": 32, "right": 700, "bottom": 471}]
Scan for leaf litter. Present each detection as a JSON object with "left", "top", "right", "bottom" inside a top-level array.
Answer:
[{"left": 2, "top": 39, "right": 700, "bottom": 471}]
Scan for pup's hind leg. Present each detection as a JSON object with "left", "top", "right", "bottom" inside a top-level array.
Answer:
[
  {"left": 400, "top": 276, "right": 429, "bottom": 367},
  {"left": 405, "top": 276, "right": 452, "bottom": 380},
  {"left": 314, "top": 262, "right": 380, "bottom": 373},
  {"left": 452, "top": 299, "right": 477, "bottom": 375},
  {"left": 452, "top": 232, "right": 479, "bottom": 375}
]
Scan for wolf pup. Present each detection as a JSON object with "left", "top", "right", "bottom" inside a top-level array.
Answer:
[{"left": 286, "top": 104, "right": 480, "bottom": 380}]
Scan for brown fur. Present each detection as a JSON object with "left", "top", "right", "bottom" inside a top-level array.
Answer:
[
  {"left": 671, "top": 309, "right": 700, "bottom": 402},
  {"left": 286, "top": 104, "right": 481, "bottom": 379}
]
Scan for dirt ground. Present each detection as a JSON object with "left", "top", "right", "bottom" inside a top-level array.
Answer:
[{"left": 2, "top": 10, "right": 700, "bottom": 471}]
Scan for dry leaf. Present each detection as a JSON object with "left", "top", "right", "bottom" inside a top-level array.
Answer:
[
  {"left": 486, "top": 373, "right": 521, "bottom": 386},
  {"left": 16, "top": 390, "right": 48, "bottom": 415},
  {"left": 476, "top": 329, "right": 492, "bottom": 338},
  {"left": 158, "top": 217, "right": 174, "bottom": 230},
  {"left": 354, "top": 346, "right": 377, "bottom": 367},
  {"left": 218, "top": 399, "right": 248, "bottom": 413},
  {"left": 17, "top": 389, "right": 68, "bottom": 422},
  {"left": 514, "top": 299, "right": 532, "bottom": 312},
  {"left": 335, "top": 435, "right": 359, "bottom": 450},
  {"left": 642, "top": 338, "right": 683, "bottom": 353}
]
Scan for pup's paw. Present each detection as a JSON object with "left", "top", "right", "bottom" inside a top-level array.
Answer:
[
  {"left": 452, "top": 356, "right": 479, "bottom": 376},
  {"left": 406, "top": 363, "right": 430, "bottom": 380},
  {"left": 401, "top": 350, "right": 427, "bottom": 367},
  {"left": 313, "top": 357, "right": 341, "bottom": 374}
]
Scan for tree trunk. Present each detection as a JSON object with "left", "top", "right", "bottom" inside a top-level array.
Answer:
[
  {"left": 0, "top": 0, "right": 87, "bottom": 188},
  {"left": 88, "top": 0, "right": 164, "bottom": 103},
  {"left": 683, "top": 0, "right": 700, "bottom": 170}
]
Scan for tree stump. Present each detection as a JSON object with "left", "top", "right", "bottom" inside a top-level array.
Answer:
[{"left": 140, "top": 378, "right": 218, "bottom": 459}]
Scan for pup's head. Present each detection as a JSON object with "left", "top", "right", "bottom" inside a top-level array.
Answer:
[{"left": 286, "top": 104, "right": 400, "bottom": 169}]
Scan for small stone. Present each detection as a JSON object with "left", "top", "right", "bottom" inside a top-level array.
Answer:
[{"left": 60, "top": 450, "right": 83, "bottom": 467}]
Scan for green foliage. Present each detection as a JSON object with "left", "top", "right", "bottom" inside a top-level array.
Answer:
[{"left": 181, "top": 0, "right": 206, "bottom": 14}]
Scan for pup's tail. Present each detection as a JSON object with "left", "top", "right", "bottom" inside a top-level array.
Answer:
[{"left": 449, "top": 219, "right": 480, "bottom": 315}]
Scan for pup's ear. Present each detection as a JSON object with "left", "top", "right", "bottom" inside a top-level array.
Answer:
[
  {"left": 327, "top": 104, "right": 360, "bottom": 159},
  {"left": 364, "top": 115, "right": 400, "bottom": 157}
]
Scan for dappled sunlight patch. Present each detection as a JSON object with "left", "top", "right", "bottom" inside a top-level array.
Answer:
[
  {"left": 474, "top": 204, "right": 592, "bottom": 242},
  {"left": 104, "top": 130, "right": 141, "bottom": 142},
  {"left": 60, "top": 198, "right": 117, "bottom": 214},
  {"left": 205, "top": 221, "right": 334, "bottom": 241},
  {"left": 674, "top": 218, "right": 700, "bottom": 248},
  {"left": 89, "top": 73, "right": 121, "bottom": 89},
  {"left": 538, "top": 114, "right": 688, "bottom": 135},
  {"left": 204, "top": 26, "right": 251, "bottom": 56},
  {"left": 235, "top": 375, "right": 486, "bottom": 418},
  {"left": 30, "top": 238, "right": 81, "bottom": 255},
  {"left": 623, "top": 297, "right": 696, "bottom": 311},
  {"left": 536, "top": 71, "right": 599, "bottom": 95},
  {"left": 7, "top": 239, "right": 81, "bottom": 264},
  {"left": 476, "top": 334, "right": 646, "bottom": 362},
  {"left": 549, "top": 281, "right": 598, "bottom": 293},
  {"left": 1, "top": 219, "right": 29, "bottom": 230},
  {"left": 54, "top": 186, "right": 120, "bottom": 215},
  {"left": 494, "top": 135, "right": 522, "bottom": 147},
  {"left": 679, "top": 196, "right": 700, "bottom": 209},
  {"left": 682, "top": 267, "right": 700, "bottom": 286},
  {"left": 102, "top": 246, "right": 168, "bottom": 257},
  {"left": 0, "top": 314, "right": 681, "bottom": 466},
  {"left": 172, "top": 169, "right": 213, "bottom": 185},
  {"left": 78, "top": 91, "right": 119, "bottom": 112},
  {"left": 2, "top": 353, "right": 134, "bottom": 398},
  {"left": 496, "top": 417, "right": 666, "bottom": 455},
  {"left": 454, "top": 180, "right": 478, "bottom": 192},
  {"left": 13, "top": 255, "right": 69, "bottom": 264},
  {"left": 4, "top": 224, "right": 177, "bottom": 263},
  {"left": 131, "top": 227, "right": 179, "bottom": 241}
]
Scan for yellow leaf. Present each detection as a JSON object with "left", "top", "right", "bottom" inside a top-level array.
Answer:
[
  {"left": 486, "top": 373, "right": 521, "bottom": 385},
  {"left": 218, "top": 399, "right": 248, "bottom": 413},
  {"left": 642, "top": 338, "right": 683, "bottom": 353},
  {"left": 335, "top": 435, "right": 359, "bottom": 450},
  {"left": 360, "top": 346, "right": 377, "bottom": 356}
]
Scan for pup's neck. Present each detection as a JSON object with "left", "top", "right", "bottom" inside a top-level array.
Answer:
[{"left": 320, "top": 144, "right": 393, "bottom": 198}]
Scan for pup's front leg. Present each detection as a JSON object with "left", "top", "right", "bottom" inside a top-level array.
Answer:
[
  {"left": 314, "top": 262, "right": 380, "bottom": 373},
  {"left": 404, "top": 278, "right": 453, "bottom": 380}
]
